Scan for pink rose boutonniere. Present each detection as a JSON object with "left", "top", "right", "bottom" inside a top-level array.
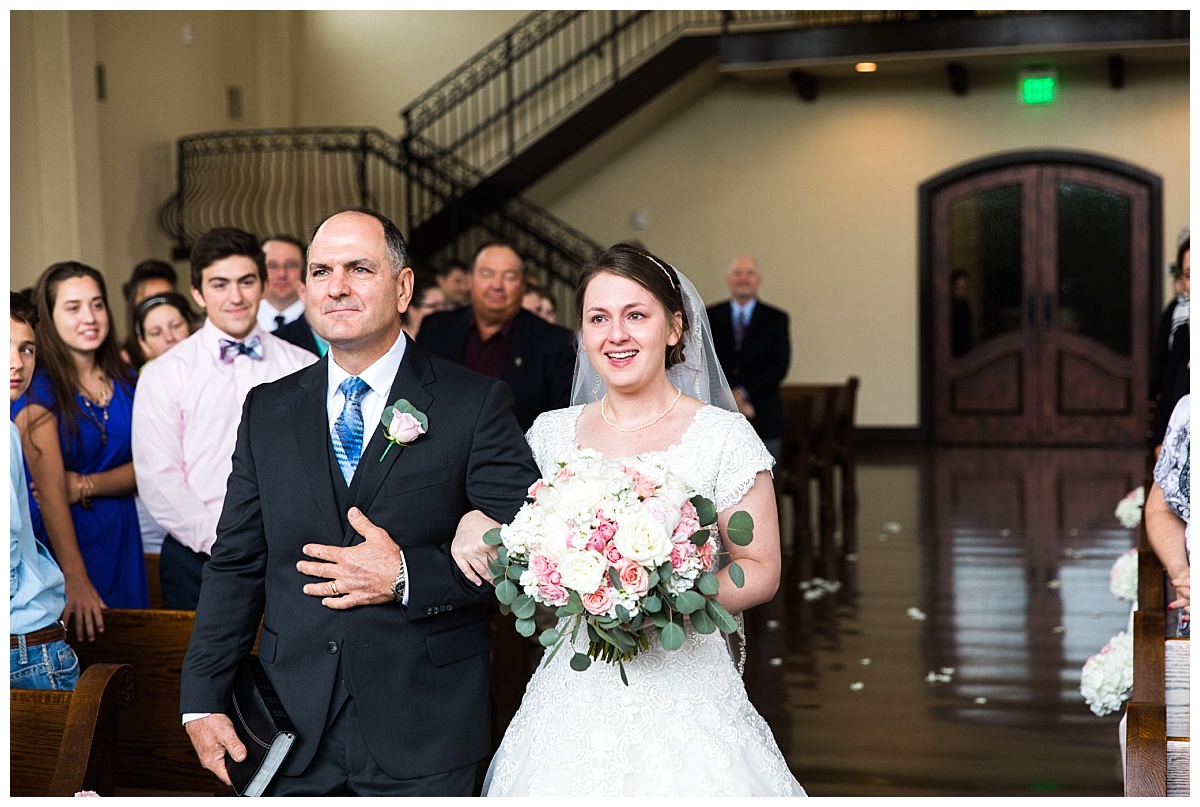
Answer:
[{"left": 379, "top": 399, "right": 428, "bottom": 461}]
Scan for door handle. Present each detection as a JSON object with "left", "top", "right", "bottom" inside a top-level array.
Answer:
[
  {"left": 1027, "top": 294, "right": 1036, "bottom": 329},
  {"left": 1044, "top": 294, "right": 1053, "bottom": 330}
]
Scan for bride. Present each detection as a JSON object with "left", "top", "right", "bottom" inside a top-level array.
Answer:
[{"left": 453, "top": 243, "right": 805, "bottom": 796}]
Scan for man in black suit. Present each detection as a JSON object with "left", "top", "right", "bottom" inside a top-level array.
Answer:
[
  {"left": 417, "top": 241, "right": 574, "bottom": 432},
  {"left": 707, "top": 254, "right": 791, "bottom": 459},
  {"left": 180, "top": 209, "right": 539, "bottom": 795}
]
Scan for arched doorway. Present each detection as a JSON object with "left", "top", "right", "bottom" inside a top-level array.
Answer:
[{"left": 921, "top": 151, "right": 1161, "bottom": 445}]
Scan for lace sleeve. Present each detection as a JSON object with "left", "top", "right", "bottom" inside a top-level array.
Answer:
[
  {"left": 712, "top": 411, "right": 775, "bottom": 514},
  {"left": 523, "top": 406, "right": 581, "bottom": 479}
]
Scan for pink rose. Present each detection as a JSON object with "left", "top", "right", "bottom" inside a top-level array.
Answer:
[
  {"left": 385, "top": 410, "right": 425, "bottom": 444},
  {"left": 540, "top": 583, "right": 569, "bottom": 607},
  {"left": 672, "top": 501, "right": 701, "bottom": 539},
  {"left": 528, "top": 478, "right": 546, "bottom": 498},
  {"left": 624, "top": 468, "right": 657, "bottom": 500},
  {"left": 582, "top": 586, "right": 615, "bottom": 615},
  {"left": 617, "top": 560, "right": 650, "bottom": 596},
  {"left": 604, "top": 541, "right": 624, "bottom": 565},
  {"left": 587, "top": 519, "right": 617, "bottom": 552},
  {"left": 530, "top": 553, "right": 557, "bottom": 585},
  {"left": 555, "top": 467, "right": 572, "bottom": 481}
]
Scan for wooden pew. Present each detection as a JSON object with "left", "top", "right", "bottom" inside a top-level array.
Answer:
[
  {"left": 778, "top": 377, "right": 860, "bottom": 570},
  {"left": 11, "top": 662, "right": 135, "bottom": 796},
  {"left": 72, "top": 609, "right": 235, "bottom": 796},
  {"left": 1124, "top": 440, "right": 1190, "bottom": 797},
  {"left": 145, "top": 552, "right": 163, "bottom": 609}
]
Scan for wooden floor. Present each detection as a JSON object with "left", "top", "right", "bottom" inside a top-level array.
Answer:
[{"left": 744, "top": 443, "right": 1143, "bottom": 797}]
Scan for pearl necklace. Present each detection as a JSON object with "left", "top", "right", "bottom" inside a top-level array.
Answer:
[{"left": 600, "top": 387, "right": 682, "bottom": 433}]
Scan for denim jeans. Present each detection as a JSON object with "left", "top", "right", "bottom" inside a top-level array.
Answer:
[{"left": 10, "top": 636, "right": 79, "bottom": 690}]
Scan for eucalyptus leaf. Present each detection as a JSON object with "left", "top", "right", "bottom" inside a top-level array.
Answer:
[
  {"left": 706, "top": 598, "right": 738, "bottom": 633},
  {"left": 570, "top": 652, "right": 592, "bottom": 672},
  {"left": 495, "top": 579, "right": 518, "bottom": 605},
  {"left": 514, "top": 617, "right": 536, "bottom": 637},
  {"left": 673, "top": 590, "right": 705, "bottom": 614},
  {"left": 690, "top": 608, "right": 716, "bottom": 634},
  {"left": 615, "top": 604, "right": 632, "bottom": 625},
  {"left": 644, "top": 593, "right": 662, "bottom": 613},
  {"left": 482, "top": 527, "right": 504, "bottom": 546},
  {"left": 726, "top": 510, "right": 755, "bottom": 546},
  {"left": 689, "top": 528, "right": 710, "bottom": 546},
  {"left": 728, "top": 561, "right": 746, "bottom": 588},
  {"left": 697, "top": 571, "right": 720, "bottom": 596},
  {"left": 649, "top": 611, "right": 670, "bottom": 629},
  {"left": 496, "top": 546, "right": 509, "bottom": 565},
  {"left": 619, "top": 661, "right": 629, "bottom": 687},
  {"left": 691, "top": 495, "right": 717, "bottom": 525},
  {"left": 505, "top": 563, "right": 526, "bottom": 581},
  {"left": 538, "top": 628, "right": 561, "bottom": 647},
  {"left": 660, "top": 621, "right": 686, "bottom": 651},
  {"left": 647, "top": 569, "right": 661, "bottom": 588},
  {"left": 512, "top": 594, "right": 536, "bottom": 619},
  {"left": 608, "top": 566, "right": 622, "bottom": 590}
]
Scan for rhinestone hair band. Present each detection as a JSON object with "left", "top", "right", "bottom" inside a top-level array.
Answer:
[
  {"left": 133, "top": 295, "right": 175, "bottom": 340},
  {"left": 644, "top": 253, "right": 677, "bottom": 291}
]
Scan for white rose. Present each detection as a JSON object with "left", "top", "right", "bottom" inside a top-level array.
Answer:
[
  {"left": 614, "top": 510, "right": 673, "bottom": 565},
  {"left": 557, "top": 550, "right": 608, "bottom": 593},
  {"left": 658, "top": 473, "right": 691, "bottom": 508},
  {"left": 537, "top": 512, "right": 571, "bottom": 559},
  {"left": 555, "top": 476, "right": 604, "bottom": 518}
]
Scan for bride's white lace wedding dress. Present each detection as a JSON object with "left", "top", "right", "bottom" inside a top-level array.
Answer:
[{"left": 483, "top": 405, "right": 806, "bottom": 797}]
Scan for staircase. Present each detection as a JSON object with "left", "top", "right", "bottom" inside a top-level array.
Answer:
[{"left": 157, "top": 10, "right": 1002, "bottom": 303}]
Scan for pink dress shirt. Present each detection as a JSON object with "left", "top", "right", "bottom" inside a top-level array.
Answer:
[{"left": 132, "top": 320, "right": 317, "bottom": 556}]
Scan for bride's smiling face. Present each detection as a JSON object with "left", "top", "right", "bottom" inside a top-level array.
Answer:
[{"left": 581, "top": 271, "right": 682, "bottom": 394}]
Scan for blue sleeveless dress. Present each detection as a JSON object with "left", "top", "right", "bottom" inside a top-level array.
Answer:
[{"left": 11, "top": 369, "right": 148, "bottom": 609}]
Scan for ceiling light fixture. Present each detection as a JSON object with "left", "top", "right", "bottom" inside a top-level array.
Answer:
[{"left": 855, "top": 62, "right": 878, "bottom": 73}]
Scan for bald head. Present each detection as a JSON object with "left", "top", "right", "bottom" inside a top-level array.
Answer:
[{"left": 726, "top": 254, "right": 761, "bottom": 304}]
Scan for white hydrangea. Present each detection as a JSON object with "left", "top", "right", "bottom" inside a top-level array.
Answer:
[
  {"left": 1109, "top": 548, "right": 1138, "bottom": 603},
  {"left": 1114, "top": 486, "right": 1145, "bottom": 529},
  {"left": 1079, "top": 631, "right": 1133, "bottom": 717}
]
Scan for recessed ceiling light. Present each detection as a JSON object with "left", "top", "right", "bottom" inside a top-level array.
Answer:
[{"left": 856, "top": 62, "right": 878, "bottom": 73}]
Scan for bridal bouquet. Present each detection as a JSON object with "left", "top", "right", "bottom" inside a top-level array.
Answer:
[
  {"left": 1079, "top": 630, "right": 1133, "bottom": 716},
  {"left": 485, "top": 451, "right": 752, "bottom": 684},
  {"left": 1114, "top": 486, "right": 1145, "bottom": 529}
]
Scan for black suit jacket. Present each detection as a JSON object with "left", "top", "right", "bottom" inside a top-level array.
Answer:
[
  {"left": 416, "top": 307, "right": 575, "bottom": 433},
  {"left": 707, "top": 299, "right": 791, "bottom": 440},
  {"left": 274, "top": 315, "right": 321, "bottom": 357},
  {"left": 180, "top": 338, "right": 539, "bottom": 780}
]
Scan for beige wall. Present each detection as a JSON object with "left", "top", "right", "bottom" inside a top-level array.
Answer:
[
  {"left": 11, "top": 12, "right": 1189, "bottom": 429},
  {"left": 527, "top": 60, "right": 1190, "bottom": 427}
]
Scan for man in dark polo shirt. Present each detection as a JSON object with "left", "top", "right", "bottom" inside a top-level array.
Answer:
[{"left": 416, "top": 241, "right": 574, "bottom": 432}]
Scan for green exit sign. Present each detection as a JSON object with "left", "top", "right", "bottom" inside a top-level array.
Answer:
[{"left": 1020, "top": 71, "right": 1057, "bottom": 105}]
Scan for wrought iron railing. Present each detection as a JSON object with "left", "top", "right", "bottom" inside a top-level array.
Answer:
[
  {"left": 157, "top": 127, "right": 408, "bottom": 253},
  {"left": 156, "top": 126, "right": 600, "bottom": 315}
]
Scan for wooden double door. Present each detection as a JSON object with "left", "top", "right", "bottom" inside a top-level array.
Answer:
[{"left": 927, "top": 156, "right": 1158, "bottom": 445}]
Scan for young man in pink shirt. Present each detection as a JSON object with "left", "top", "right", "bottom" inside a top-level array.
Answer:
[{"left": 132, "top": 227, "right": 316, "bottom": 609}]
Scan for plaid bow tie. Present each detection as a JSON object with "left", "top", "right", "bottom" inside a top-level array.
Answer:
[{"left": 219, "top": 336, "right": 263, "bottom": 363}]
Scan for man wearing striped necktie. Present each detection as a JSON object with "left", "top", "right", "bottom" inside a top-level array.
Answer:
[{"left": 181, "top": 208, "right": 538, "bottom": 796}]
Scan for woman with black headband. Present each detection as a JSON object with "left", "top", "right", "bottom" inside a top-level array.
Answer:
[{"left": 134, "top": 292, "right": 199, "bottom": 364}]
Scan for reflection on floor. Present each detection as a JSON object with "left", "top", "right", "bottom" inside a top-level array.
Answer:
[{"left": 744, "top": 443, "right": 1143, "bottom": 797}]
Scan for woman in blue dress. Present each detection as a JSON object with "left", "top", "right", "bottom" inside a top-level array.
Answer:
[{"left": 12, "top": 262, "right": 147, "bottom": 641}]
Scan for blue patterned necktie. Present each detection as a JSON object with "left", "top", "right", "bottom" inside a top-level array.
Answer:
[{"left": 332, "top": 376, "right": 371, "bottom": 484}]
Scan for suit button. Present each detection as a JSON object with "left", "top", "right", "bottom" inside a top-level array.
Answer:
[
  {"left": 444, "top": 605, "right": 452, "bottom": 612},
  {"left": 424, "top": 607, "right": 433, "bottom": 615},
  {"left": 326, "top": 642, "right": 339, "bottom": 654}
]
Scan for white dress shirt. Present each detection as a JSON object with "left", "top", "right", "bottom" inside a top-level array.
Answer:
[{"left": 257, "top": 298, "right": 306, "bottom": 332}]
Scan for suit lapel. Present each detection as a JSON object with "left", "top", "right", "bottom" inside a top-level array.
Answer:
[
  {"left": 348, "top": 338, "right": 436, "bottom": 525},
  {"left": 289, "top": 357, "right": 345, "bottom": 539}
]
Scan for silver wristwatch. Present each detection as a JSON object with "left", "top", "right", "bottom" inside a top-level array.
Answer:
[{"left": 391, "top": 561, "right": 407, "bottom": 603}]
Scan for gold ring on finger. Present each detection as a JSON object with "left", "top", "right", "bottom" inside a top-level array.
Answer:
[{"left": 331, "top": 581, "right": 339, "bottom": 596}]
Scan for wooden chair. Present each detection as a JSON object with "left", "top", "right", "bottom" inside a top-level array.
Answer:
[
  {"left": 72, "top": 609, "right": 234, "bottom": 796},
  {"left": 11, "top": 662, "right": 135, "bottom": 796},
  {"left": 829, "top": 376, "right": 860, "bottom": 548}
]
